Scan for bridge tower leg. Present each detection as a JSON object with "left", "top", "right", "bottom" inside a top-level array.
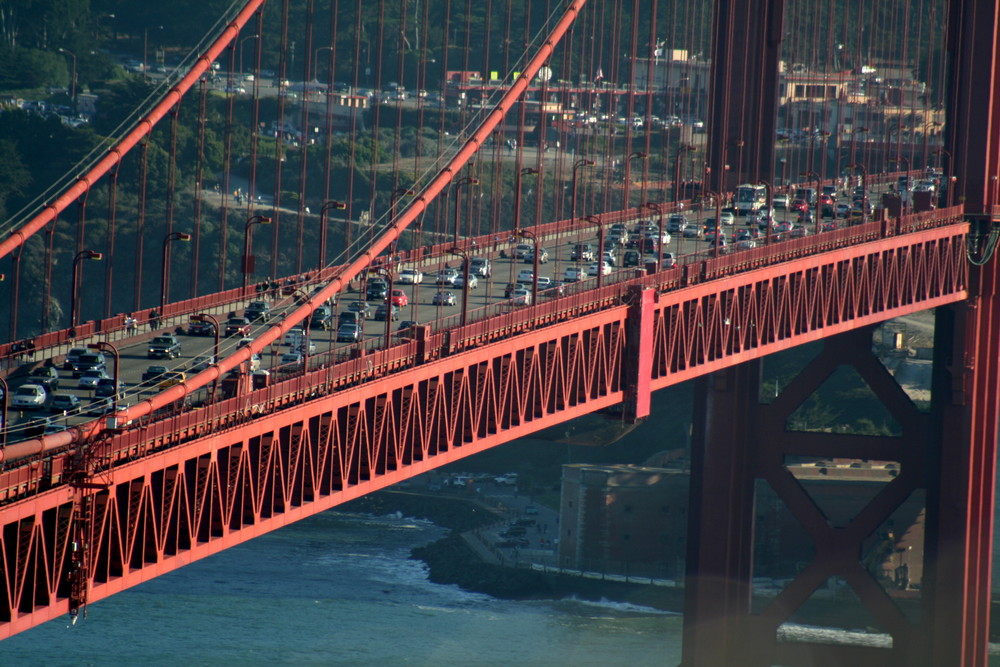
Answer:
[
  {"left": 924, "top": 1, "right": 1000, "bottom": 665},
  {"left": 704, "top": 0, "right": 785, "bottom": 193}
]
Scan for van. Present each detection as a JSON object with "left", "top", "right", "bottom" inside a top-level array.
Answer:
[{"left": 794, "top": 187, "right": 817, "bottom": 205}]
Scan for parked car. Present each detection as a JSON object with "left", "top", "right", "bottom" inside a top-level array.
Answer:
[
  {"left": 432, "top": 291, "right": 457, "bottom": 306},
  {"left": 336, "top": 323, "right": 362, "bottom": 342},
  {"left": 11, "top": 384, "right": 47, "bottom": 410},
  {"left": 49, "top": 393, "right": 81, "bottom": 413}
]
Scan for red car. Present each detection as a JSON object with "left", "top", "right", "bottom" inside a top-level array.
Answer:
[
  {"left": 390, "top": 289, "right": 408, "bottom": 307},
  {"left": 790, "top": 198, "right": 809, "bottom": 213}
]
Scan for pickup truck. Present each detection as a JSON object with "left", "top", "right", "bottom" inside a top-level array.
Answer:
[
  {"left": 148, "top": 335, "right": 182, "bottom": 359},
  {"left": 27, "top": 366, "right": 60, "bottom": 392}
]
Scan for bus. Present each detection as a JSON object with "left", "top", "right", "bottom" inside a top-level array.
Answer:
[{"left": 735, "top": 183, "right": 768, "bottom": 215}]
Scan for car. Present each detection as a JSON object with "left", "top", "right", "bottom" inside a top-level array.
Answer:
[
  {"left": 563, "top": 267, "right": 587, "bottom": 282},
  {"left": 189, "top": 355, "right": 216, "bottom": 372},
  {"left": 469, "top": 257, "right": 492, "bottom": 277},
  {"left": 279, "top": 352, "right": 304, "bottom": 370},
  {"left": 683, "top": 225, "right": 703, "bottom": 239},
  {"left": 245, "top": 301, "right": 272, "bottom": 322},
  {"left": 516, "top": 269, "right": 534, "bottom": 283},
  {"left": 790, "top": 198, "right": 809, "bottom": 213},
  {"left": 147, "top": 335, "right": 182, "bottom": 360},
  {"left": 390, "top": 289, "right": 408, "bottom": 307},
  {"left": 397, "top": 320, "right": 420, "bottom": 337},
  {"left": 772, "top": 194, "right": 789, "bottom": 209},
  {"left": 158, "top": 371, "right": 187, "bottom": 391},
  {"left": 78, "top": 369, "right": 110, "bottom": 389},
  {"left": 432, "top": 291, "right": 457, "bottom": 306},
  {"left": 836, "top": 203, "right": 852, "bottom": 218},
  {"left": 310, "top": 306, "right": 334, "bottom": 330},
  {"left": 602, "top": 250, "right": 617, "bottom": 267},
  {"left": 396, "top": 268, "right": 424, "bottom": 284},
  {"left": 187, "top": 319, "right": 215, "bottom": 336},
  {"left": 346, "top": 301, "right": 371, "bottom": 318},
  {"left": 453, "top": 273, "right": 478, "bottom": 289},
  {"left": 93, "top": 377, "right": 120, "bottom": 397},
  {"left": 27, "top": 366, "right": 60, "bottom": 393},
  {"left": 586, "top": 261, "right": 612, "bottom": 277},
  {"left": 720, "top": 211, "right": 735, "bottom": 226},
  {"left": 63, "top": 347, "right": 88, "bottom": 370},
  {"left": 283, "top": 326, "right": 307, "bottom": 345},
  {"left": 622, "top": 249, "right": 642, "bottom": 267},
  {"left": 142, "top": 365, "right": 170, "bottom": 384},
  {"left": 336, "top": 323, "right": 362, "bottom": 342},
  {"left": 535, "top": 276, "right": 555, "bottom": 291},
  {"left": 570, "top": 244, "right": 595, "bottom": 262},
  {"left": 798, "top": 210, "right": 815, "bottom": 224},
  {"left": 72, "top": 352, "right": 107, "bottom": 376},
  {"left": 49, "top": 393, "right": 81, "bottom": 414},
  {"left": 11, "top": 384, "right": 47, "bottom": 410},
  {"left": 435, "top": 268, "right": 459, "bottom": 285},
  {"left": 525, "top": 247, "right": 549, "bottom": 263},
  {"left": 667, "top": 214, "right": 688, "bottom": 233},
  {"left": 511, "top": 288, "right": 532, "bottom": 306},
  {"left": 365, "top": 284, "right": 389, "bottom": 302},
  {"left": 820, "top": 221, "right": 838, "bottom": 233},
  {"left": 225, "top": 317, "right": 252, "bottom": 337},
  {"left": 511, "top": 243, "right": 534, "bottom": 259},
  {"left": 339, "top": 310, "right": 363, "bottom": 325},
  {"left": 374, "top": 304, "right": 400, "bottom": 321}
]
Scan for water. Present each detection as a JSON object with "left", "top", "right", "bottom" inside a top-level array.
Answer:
[{"left": 0, "top": 511, "right": 681, "bottom": 666}]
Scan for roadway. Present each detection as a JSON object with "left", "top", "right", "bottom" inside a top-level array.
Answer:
[{"left": 1, "top": 185, "right": 892, "bottom": 443}]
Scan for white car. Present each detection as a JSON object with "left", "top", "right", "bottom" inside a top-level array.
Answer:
[
  {"left": 511, "top": 289, "right": 532, "bottom": 306},
  {"left": 435, "top": 268, "right": 459, "bottom": 285},
  {"left": 667, "top": 215, "right": 688, "bottom": 233},
  {"left": 720, "top": 211, "right": 735, "bottom": 226},
  {"left": 563, "top": 267, "right": 587, "bottom": 282},
  {"left": 283, "top": 326, "right": 305, "bottom": 345},
  {"left": 535, "top": 276, "right": 554, "bottom": 290},
  {"left": 512, "top": 243, "right": 534, "bottom": 259},
  {"left": 453, "top": 273, "right": 478, "bottom": 289},
  {"left": 78, "top": 369, "right": 110, "bottom": 389},
  {"left": 396, "top": 268, "right": 424, "bottom": 284},
  {"left": 586, "top": 261, "right": 612, "bottom": 276},
  {"left": 11, "top": 384, "right": 47, "bottom": 410},
  {"left": 516, "top": 269, "right": 534, "bottom": 283}
]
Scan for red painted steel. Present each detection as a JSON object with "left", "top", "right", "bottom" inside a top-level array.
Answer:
[{"left": 0, "top": 213, "right": 968, "bottom": 638}]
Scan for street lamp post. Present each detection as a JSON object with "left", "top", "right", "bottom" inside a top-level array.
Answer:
[
  {"left": 571, "top": 159, "right": 594, "bottom": 224},
  {"left": 756, "top": 180, "right": 773, "bottom": 245},
  {"left": 801, "top": 170, "right": 822, "bottom": 235},
  {"left": 644, "top": 202, "right": 666, "bottom": 271},
  {"left": 318, "top": 201, "right": 347, "bottom": 273},
  {"left": 191, "top": 314, "right": 221, "bottom": 400},
  {"left": 932, "top": 149, "right": 954, "bottom": 207},
  {"left": 242, "top": 215, "right": 272, "bottom": 291},
  {"left": 582, "top": 215, "right": 606, "bottom": 287},
  {"left": 517, "top": 229, "right": 540, "bottom": 304},
  {"left": 449, "top": 247, "right": 471, "bottom": 327},
  {"left": 624, "top": 151, "right": 648, "bottom": 210},
  {"left": 87, "top": 341, "right": 120, "bottom": 414},
  {"left": 58, "top": 49, "right": 78, "bottom": 104},
  {"left": 239, "top": 34, "right": 260, "bottom": 79},
  {"left": 70, "top": 250, "right": 103, "bottom": 331},
  {"left": 161, "top": 232, "right": 191, "bottom": 313},
  {"left": 313, "top": 45, "right": 334, "bottom": 82},
  {"left": 452, "top": 177, "right": 480, "bottom": 246}
]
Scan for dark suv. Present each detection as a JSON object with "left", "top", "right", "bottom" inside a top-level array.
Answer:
[
  {"left": 245, "top": 301, "right": 272, "bottom": 323},
  {"left": 72, "top": 353, "right": 107, "bottom": 378}
]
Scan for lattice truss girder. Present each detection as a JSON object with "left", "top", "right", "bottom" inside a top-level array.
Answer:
[{"left": 0, "top": 225, "right": 969, "bottom": 639}]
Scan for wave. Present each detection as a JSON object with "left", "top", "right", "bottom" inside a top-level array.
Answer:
[
  {"left": 778, "top": 623, "right": 892, "bottom": 648},
  {"left": 558, "top": 596, "right": 679, "bottom": 616}
]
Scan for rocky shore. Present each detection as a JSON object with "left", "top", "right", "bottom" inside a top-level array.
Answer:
[{"left": 341, "top": 489, "right": 958, "bottom": 637}]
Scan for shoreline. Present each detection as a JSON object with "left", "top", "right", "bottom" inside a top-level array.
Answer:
[{"left": 341, "top": 490, "right": 953, "bottom": 637}]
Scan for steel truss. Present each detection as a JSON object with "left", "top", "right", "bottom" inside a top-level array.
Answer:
[{"left": 0, "top": 222, "right": 968, "bottom": 639}]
